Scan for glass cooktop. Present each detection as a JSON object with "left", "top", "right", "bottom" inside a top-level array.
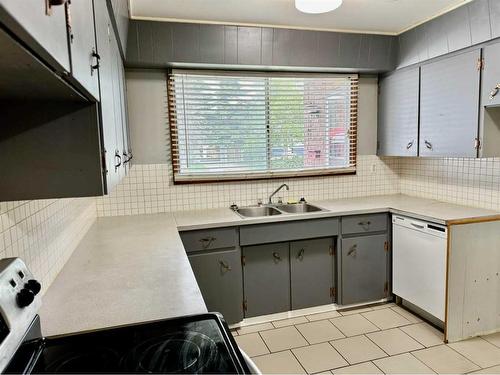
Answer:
[{"left": 6, "top": 314, "right": 248, "bottom": 374}]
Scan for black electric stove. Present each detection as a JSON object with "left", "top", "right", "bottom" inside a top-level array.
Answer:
[
  {"left": 0, "top": 259, "right": 254, "bottom": 374},
  {"left": 6, "top": 313, "right": 250, "bottom": 374}
]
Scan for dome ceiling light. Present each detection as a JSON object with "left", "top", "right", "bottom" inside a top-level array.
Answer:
[{"left": 295, "top": 0, "right": 343, "bottom": 14}]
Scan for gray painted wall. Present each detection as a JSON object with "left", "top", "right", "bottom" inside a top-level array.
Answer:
[
  {"left": 398, "top": 0, "right": 500, "bottom": 69},
  {"left": 125, "top": 70, "right": 378, "bottom": 164}
]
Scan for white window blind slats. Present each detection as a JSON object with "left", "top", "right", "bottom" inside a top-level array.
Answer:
[{"left": 168, "top": 71, "right": 358, "bottom": 182}]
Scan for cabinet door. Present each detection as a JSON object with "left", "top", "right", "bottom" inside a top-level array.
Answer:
[
  {"left": 94, "top": 0, "right": 119, "bottom": 193},
  {"left": 0, "top": 0, "right": 70, "bottom": 72},
  {"left": 340, "top": 235, "right": 388, "bottom": 305},
  {"left": 110, "top": 34, "right": 125, "bottom": 180},
  {"left": 243, "top": 243, "right": 290, "bottom": 318},
  {"left": 481, "top": 42, "right": 500, "bottom": 108},
  {"left": 420, "top": 49, "right": 481, "bottom": 157},
  {"left": 290, "top": 238, "right": 334, "bottom": 310},
  {"left": 68, "top": 0, "right": 99, "bottom": 99},
  {"left": 189, "top": 249, "right": 243, "bottom": 324},
  {"left": 378, "top": 67, "right": 419, "bottom": 156}
]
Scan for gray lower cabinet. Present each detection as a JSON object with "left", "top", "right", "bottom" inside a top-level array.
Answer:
[
  {"left": 340, "top": 234, "right": 388, "bottom": 305},
  {"left": 377, "top": 67, "right": 420, "bottom": 156},
  {"left": 420, "top": 49, "right": 481, "bottom": 157},
  {"left": 243, "top": 242, "right": 290, "bottom": 318},
  {"left": 290, "top": 238, "right": 334, "bottom": 310},
  {"left": 188, "top": 249, "right": 243, "bottom": 324}
]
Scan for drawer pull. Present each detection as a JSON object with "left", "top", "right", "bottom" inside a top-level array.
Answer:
[
  {"left": 199, "top": 237, "right": 216, "bottom": 249},
  {"left": 347, "top": 245, "right": 357, "bottom": 257},
  {"left": 272, "top": 252, "right": 282, "bottom": 261},
  {"left": 358, "top": 221, "right": 371, "bottom": 229},
  {"left": 219, "top": 260, "right": 231, "bottom": 271},
  {"left": 297, "top": 248, "right": 305, "bottom": 261}
]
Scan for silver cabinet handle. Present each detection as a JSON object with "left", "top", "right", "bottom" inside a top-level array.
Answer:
[
  {"left": 347, "top": 245, "right": 357, "bottom": 257},
  {"left": 219, "top": 260, "right": 231, "bottom": 271},
  {"left": 406, "top": 140, "right": 414, "bottom": 150},
  {"left": 297, "top": 248, "right": 305, "bottom": 261},
  {"left": 424, "top": 140, "right": 433, "bottom": 150},
  {"left": 358, "top": 221, "right": 371, "bottom": 226},
  {"left": 490, "top": 84, "right": 500, "bottom": 100},
  {"left": 272, "top": 252, "right": 282, "bottom": 261},
  {"left": 199, "top": 237, "right": 215, "bottom": 249}
]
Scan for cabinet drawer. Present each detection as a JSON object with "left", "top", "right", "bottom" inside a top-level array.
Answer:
[
  {"left": 342, "top": 214, "right": 387, "bottom": 235},
  {"left": 240, "top": 218, "right": 339, "bottom": 246},
  {"left": 180, "top": 228, "right": 238, "bottom": 252}
]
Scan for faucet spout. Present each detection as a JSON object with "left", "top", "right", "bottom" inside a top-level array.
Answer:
[{"left": 268, "top": 184, "right": 289, "bottom": 204}]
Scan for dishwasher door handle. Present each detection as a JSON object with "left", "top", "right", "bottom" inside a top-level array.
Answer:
[{"left": 410, "top": 222, "right": 425, "bottom": 230}]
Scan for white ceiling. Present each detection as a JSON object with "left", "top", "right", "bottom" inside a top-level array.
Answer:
[{"left": 129, "top": 0, "right": 472, "bottom": 36}]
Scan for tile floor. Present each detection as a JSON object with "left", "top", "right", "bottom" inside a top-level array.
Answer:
[{"left": 232, "top": 303, "right": 500, "bottom": 374}]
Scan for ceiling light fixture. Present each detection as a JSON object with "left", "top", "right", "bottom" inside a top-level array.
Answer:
[{"left": 295, "top": 0, "right": 343, "bottom": 14}]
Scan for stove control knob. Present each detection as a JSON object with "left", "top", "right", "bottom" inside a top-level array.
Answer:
[
  {"left": 25, "top": 279, "right": 41, "bottom": 295},
  {"left": 16, "top": 288, "right": 35, "bottom": 308}
]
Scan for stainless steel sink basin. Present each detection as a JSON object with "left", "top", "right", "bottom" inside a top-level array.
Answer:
[
  {"left": 235, "top": 206, "right": 282, "bottom": 218},
  {"left": 276, "top": 203, "right": 323, "bottom": 213}
]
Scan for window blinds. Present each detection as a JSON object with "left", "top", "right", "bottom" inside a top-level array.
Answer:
[{"left": 167, "top": 70, "right": 358, "bottom": 182}]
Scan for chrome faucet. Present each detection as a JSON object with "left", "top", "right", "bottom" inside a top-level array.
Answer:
[{"left": 268, "top": 184, "right": 289, "bottom": 204}]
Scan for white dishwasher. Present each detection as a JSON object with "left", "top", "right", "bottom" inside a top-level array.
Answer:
[{"left": 392, "top": 215, "right": 447, "bottom": 321}]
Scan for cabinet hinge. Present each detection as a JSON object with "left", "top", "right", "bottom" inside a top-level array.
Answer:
[
  {"left": 241, "top": 255, "right": 246, "bottom": 266},
  {"left": 384, "top": 241, "right": 389, "bottom": 252},
  {"left": 477, "top": 57, "right": 485, "bottom": 71},
  {"left": 384, "top": 281, "right": 389, "bottom": 297},
  {"left": 330, "top": 287, "right": 336, "bottom": 298},
  {"left": 329, "top": 246, "right": 336, "bottom": 256},
  {"left": 474, "top": 137, "right": 481, "bottom": 150},
  {"left": 243, "top": 299, "right": 248, "bottom": 312}
]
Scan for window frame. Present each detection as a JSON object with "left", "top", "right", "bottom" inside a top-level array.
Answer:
[{"left": 167, "top": 70, "right": 358, "bottom": 184}]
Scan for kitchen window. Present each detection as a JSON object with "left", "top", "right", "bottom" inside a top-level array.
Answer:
[{"left": 167, "top": 70, "right": 358, "bottom": 183}]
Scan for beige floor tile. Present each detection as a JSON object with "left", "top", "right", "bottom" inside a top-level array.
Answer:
[
  {"left": 252, "top": 350, "right": 306, "bottom": 374},
  {"left": 374, "top": 353, "right": 435, "bottom": 374},
  {"left": 362, "top": 308, "right": 411, "bottom": 330},
  {"left": 292, "top": 342, "right": 348, "bottom": 373},
  {"left": 330, "top": 314, "right": 379, "bottom": 337},
  {"left": 231, "top": 330, "right": 238, "bottom": 337},
  {"left": 390, "top": 306, "right": 423, "bottom": 323},
  {"left": 483, "top": 332, "right": 500, "bottom": 348},
  {"left": 260, "top": 326, "right": 309, "bottom": 352},
  {"left": 306, "top": 310, "right": 342, "bottom": 321},
  {"left": 332, "top": 362, "right": 383, "bottom": 374},
  {"left": 296, "top": 320, "right": 345, "bottom": 344},
  {"left": 339, "top": 307, "right": 373, "bottom": 316},
  {"left": 371, "top": 302, "right": 397, "bottom": 310},
  {"left": 470, "top": 364, "right": 500, "bottom": 374},
  {"left": 330, "top": 335, "right": 387, "bottom": 364},
  {"left": 448, "top": 337, "right": 500, "bottom": 368},
  {"left": 367, "top": 328, "right": 424, "bottom": 356},
  {"left": 273, "top": 316, "right": 309, "bottom": 328},
  {"left": 234, "top": 333, "right": 270, "bottom": 357},
  {"left": 400, "top": 323, "right": 444, "bottom": 347},
  {"left": 236, "top": 322, "right": 274, "bottom": 335},
  {"left": 412, "top": 345, "right": 480, "bottom": 374}
]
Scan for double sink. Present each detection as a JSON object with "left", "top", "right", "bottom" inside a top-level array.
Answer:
[{"left": 233, "top": 202, "right": 326, "bottom": 218}]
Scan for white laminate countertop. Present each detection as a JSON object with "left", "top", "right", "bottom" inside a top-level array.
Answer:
[
  {"left": 40, "top": 194, "right": 500, "bottom": 337},
  {"left": 39, "top": 214, "right": 207, "bottom": 337}
]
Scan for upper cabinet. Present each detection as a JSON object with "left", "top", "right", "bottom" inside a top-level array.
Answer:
[
  {"left": 0, "top": 0, "right": 70, "bottom": 72},
  {"left": 0, "top": 0, "right": 131, "bottom": 201},
  {"left": 419, "top": 49, "right": 481, "bottom": 158},
  {"left": 67, "top": 0, "right": 100, "bottom": 100},
  {"left": 378, "top": 67, "right": 420, "bottom": 157}
]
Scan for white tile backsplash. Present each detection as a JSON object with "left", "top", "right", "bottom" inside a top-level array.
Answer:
[
  {"left": 0, "top": 197, "right": 96, "bottom": 293},
  {"left": 399, "top": 157, "right": 500, "bottom": 210},
  {"left": 96, "top": 156, "right": 400, "bottom": 216}
]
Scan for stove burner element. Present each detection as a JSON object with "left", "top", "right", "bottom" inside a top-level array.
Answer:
[
  {"left": 121, "top": 331, "right": 218, "bottom": 373},
  {"left": 45, "top": 347, "right": 120, "bottom": 373}
]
